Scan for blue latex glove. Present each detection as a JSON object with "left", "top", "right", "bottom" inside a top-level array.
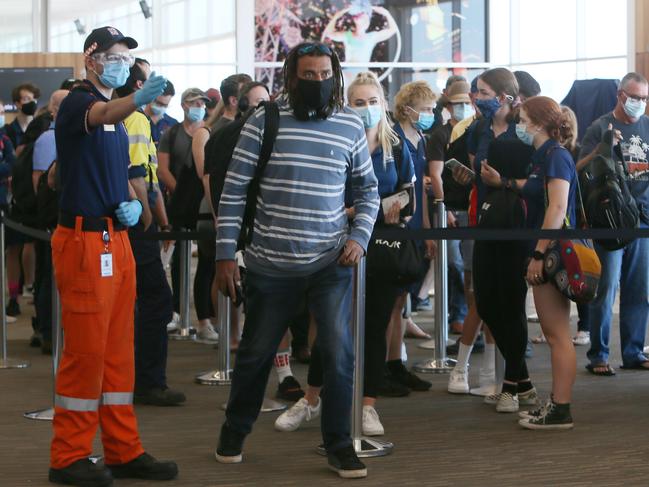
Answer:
[
  {"left": 116, "top": 200, "right": 143, "bottom": 227},
  {"left": 133, "top": 71, "right": 167, "bottom": 107}
]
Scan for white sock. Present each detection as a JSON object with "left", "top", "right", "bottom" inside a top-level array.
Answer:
[
  {"left": 456, "top": 342, "right": 473, "bottom": 370},
  {"left": 483, "top": 343, "right": 496, "bottom": 373},
  {"left": 401, "top": 342, "right": 408, "bottom": 363},
  {"left": 274, "top": 350, "right": 292, "bottom": 383}
]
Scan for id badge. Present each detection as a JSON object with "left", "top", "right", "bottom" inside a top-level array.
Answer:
[{"left": 101, "top": 253, "right": 113, "bottom": 277}]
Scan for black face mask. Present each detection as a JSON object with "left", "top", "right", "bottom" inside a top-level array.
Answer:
[
  {"left": 294, "top": 77, "right": 334, "bottom": 119},
  {"left": 21, "top": 101, "right": 37, "bottom": 116}
]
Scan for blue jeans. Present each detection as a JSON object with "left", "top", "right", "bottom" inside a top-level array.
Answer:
[
  {"left": 588, "top": 232, "right": 649, "bottom": 367},
  {"left": 447, "top": 211, "right": 468, "bottom": 324},
  {"left": 225, "top": 261, "right": 354, "bottom": 452}
]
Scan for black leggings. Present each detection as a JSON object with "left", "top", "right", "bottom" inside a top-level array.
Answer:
[
  {"left": 194, "top": 237, "right": 215, "bottom": 321},
  {"left": 473, "top": 240, "right": 530, "bottom": 385},
  {"left": 308, "top": 274, "right": 400, "bottom": 398}
]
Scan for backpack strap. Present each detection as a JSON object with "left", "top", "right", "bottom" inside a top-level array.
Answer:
[{"left": 242, "top": 101, "right": 280, "bottom": 244}]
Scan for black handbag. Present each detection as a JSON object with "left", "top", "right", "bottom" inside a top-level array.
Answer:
[{"left": 366, "top": 225, "right": 425, "bottom": 286}]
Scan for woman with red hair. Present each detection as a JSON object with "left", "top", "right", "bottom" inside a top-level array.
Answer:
[{"left": 482, "top": 95, "right": 578, "bottom": 430}]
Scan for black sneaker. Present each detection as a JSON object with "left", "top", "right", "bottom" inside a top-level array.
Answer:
[
  {"left": 327, "top": 445, "right": 367, "bottom": 479},
  {"left": 41, "top": 338, "right": 53, "bottom": 355},
  {"left": 377, "top": 374, "right": 410, "bottom": 397},
  {"left": 106, "top": 452, "right": 177, "bottom": 480},
  {"left": 30, "top": 331, "right": 42, "bottom": 348},
  {"left": 49, "top": 458, "right": 113, "bottom": 486},
  {"left": 389, "top": 363, "right": 432, "bottom": 392},
  {"left": 134, "top": 387, "right": 186, "bottom": 407},
  {"left": 6, "top": 298, "right": 20, "bottom": 317},
  {"left": 519, "top": 402, "right": 573, "bottom": 430},
  {"left": 276, "top": 376, "right": 305, "bottom": 402},
  {"left": 215, "top": 422, "right": 245, "bottom": 464}
]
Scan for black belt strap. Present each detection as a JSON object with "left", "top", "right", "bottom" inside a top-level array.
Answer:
[{"left": 58, "top": 212, "right": 126, "bottom": 232}]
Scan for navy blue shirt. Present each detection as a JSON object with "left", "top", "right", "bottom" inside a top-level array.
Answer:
[
  {"left": 150, "top": 113, "right": 179, "bottom": 145},
  {"left": 372, "top": 142, "right": 415, "bottom": 223},
  {"left": 394, "top": 122, "right": 426, "bottom": 230},
  {"left": 467, "top": 118, "right": 518, "bottom": 206},
  {"left": 521, "top": 139, "right": 577, "bottom": 229},
  {"left": 55, "top": 81, "right": 129, "bottom": 217},
  {"left": 5, "top": 118, "right": 26, "bottom": 148}
]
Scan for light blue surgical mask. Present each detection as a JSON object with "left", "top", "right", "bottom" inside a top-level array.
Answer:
[
  {"left": 151, "top": 103, "right": 167, "bottom": 117},
  {"left": 355, "top": 105, "right": 382, "bottom": 129},
  {"left": 623, "top": 97, "right": 647, "bottom": 119},
  {"left": 98, "top": 61, "right": 130, "bottom": 89},
  {"left": 408, "top": 106, "right": 435, "bottom": 131},
  {"left": 452, "top": 103, "right": 475, "bottom": 122},
  {"left": 516, "top": 123, "right": 534, "bottom": 146},
  {"left": 0, "top": 115, "right": 4, "bottom": 129},
  {"left": 187, "top": 106, "right": 205, "bottom": 122}
]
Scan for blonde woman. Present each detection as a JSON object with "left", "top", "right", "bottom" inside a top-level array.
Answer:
[{"left": 274, "top": 72, "right": 416, "bottom": 435}]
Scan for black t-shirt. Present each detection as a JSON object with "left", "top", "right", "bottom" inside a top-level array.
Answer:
[{"left": 425, "top": 123, "right": 452, "bottom": 162}]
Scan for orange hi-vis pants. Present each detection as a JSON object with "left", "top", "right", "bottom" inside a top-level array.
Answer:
[{"left": 50, "top": 217, "right": 144, "bottom": 469}]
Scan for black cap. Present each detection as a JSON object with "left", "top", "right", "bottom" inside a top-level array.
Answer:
[{"left": 83, "top": 26, "right": 138, "bottom": 55}]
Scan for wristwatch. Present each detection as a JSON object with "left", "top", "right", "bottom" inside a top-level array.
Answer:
[{"left": 532, "top": 250, "right": 545, "bottom": 261}]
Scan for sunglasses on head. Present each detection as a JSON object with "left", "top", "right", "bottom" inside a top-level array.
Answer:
[{"left": 296, "top": 43, "right": 333, "bottom": 57}]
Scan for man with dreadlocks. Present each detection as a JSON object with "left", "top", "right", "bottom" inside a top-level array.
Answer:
[{"left": 214, "top": 42, "right": 379, "bottom": 479}]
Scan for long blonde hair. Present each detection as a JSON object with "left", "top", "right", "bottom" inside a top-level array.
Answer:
[{"left": 347, "top": 71, "right": 399, "bottom": 163}]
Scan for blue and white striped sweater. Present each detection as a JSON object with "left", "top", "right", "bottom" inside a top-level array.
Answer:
[{"left": 215, "top": 103, "right": 379, "bottom": 276}]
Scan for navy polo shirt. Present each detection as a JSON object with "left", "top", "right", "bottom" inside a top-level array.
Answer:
[{"left": 55, "top": 80, "right": 129, "bottom": 217}]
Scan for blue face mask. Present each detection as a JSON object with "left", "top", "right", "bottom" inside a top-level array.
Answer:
[
  {"left": 98, "top": 61, "right": 130, "bottom": 89},
  {"left": 187, "top": 106, "right": 205, "bottom": 122},
  {"left": 355, "top": 105, "right": 382, "bottom": 129},
  {"left": 475, "top": 97, "right": 501, "bottom": 119},
  {"left": 452, "top": 103, "right": 475, "bottom": 122},
  {"left": 623, "top": 97, "right": 647, "bottom": 119},
  {"left": 410, "top": 109, "right": 435, "bottom": 131},
  {"left": 151, "top": 104, "right": 167, "bottom": 117},
  {"left": 0, "top": 115, "right": 4, "bottom": 129},
  {"left": 516, "top": 123, "right": 534, "bottom": 146}
]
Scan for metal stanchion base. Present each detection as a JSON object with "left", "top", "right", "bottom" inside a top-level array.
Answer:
[
  {"left": 220, "top": 398, "right": 287, "bottom": 413},
  {"left": 412, "top": 358, "right": 456, "bottom": 374},
  {"left": 24, "top": 407, "right": 54, "bottom": 421},
  {"left": 316, "top": 438, "right": 394, "bottom": 458},
  {"left": 528, "top": 314, "right": 540, "bottom": 323},
  {"left": 195, "top": 370, "right": 232, "bottom": 385},
  {"left": 469, "top": 384, "right": 498, "bottom": 397},
  {"left": 417, "top": 339, "right": 453, "bottom": 350},
  {"left": 168, "top": 330, "right": 196, "bottom": 341},
  {"left": 0, "top": 358, "right": 30, "bottom": 369}
]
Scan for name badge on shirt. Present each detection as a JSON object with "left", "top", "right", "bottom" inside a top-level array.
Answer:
[
  {"left": 101, "top": 253, "right": 113, "bottom": 277},
  {"left": 103, "top": 124, "right": 116, "bottom": 132}
]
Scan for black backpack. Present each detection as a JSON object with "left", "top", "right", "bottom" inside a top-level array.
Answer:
[
  {"left": 36, "top": 164, "right": 58, "bottom": 230},
  {"left": 205, "top": 101, "right": 280, "bottom": 247},
  {"left": 583, "top": 129, "right": 639, "bottom": 250},
  {"left": 477, "top": 138, "right": 534, "bottom": 229}
]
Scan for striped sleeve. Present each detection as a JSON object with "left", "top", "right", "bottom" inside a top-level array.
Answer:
[
  {"left": 348, "top": 129, "right": 379, "bottom": 250},
  {"left": 215, "top": 110, "right": 263, "bottom": 260}
]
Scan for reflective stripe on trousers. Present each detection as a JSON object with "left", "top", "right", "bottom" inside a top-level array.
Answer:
[{"left": 54, "top": 392, "right": 134, "bottom": 411}]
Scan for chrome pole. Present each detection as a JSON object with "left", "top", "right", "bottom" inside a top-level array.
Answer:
[
  {"left": 0, "top": 211, "right": 29, "bottom": 369},
  {"left": 414, "top": 200, "right": 455, "bottom": 373},
  {"left": 25, "top": 270, "right": 61, "bottom": 420},
  {"left": 169, "top": 233, "right": 195, "bottom": 341},
  {"left": 196, "top": 291, "right": 232, "bottom": 385},
  {"left": 318, "top": 257, "right": 393, "bottom": 457}
]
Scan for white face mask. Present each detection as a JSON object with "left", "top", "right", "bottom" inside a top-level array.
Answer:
[
  {"left": 441, "top": 108, "right": 452, "bottom": 124},
  {"left": 623, "top": 96, "right": 647, "bottom": 119}
]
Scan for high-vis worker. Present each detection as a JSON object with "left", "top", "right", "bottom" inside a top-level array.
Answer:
[{"left": 49, "top": 26, "right": 178, "bottom": 487}]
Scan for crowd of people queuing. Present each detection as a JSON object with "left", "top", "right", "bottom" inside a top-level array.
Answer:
[{"left": 1, "top": 23, "right": 648, "bottom": 485}]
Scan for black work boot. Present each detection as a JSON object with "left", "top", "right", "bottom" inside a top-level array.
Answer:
[
  {"left": 49, "top": 458, "right": 113, "bottom": 486},
  {"left": 106, "top": 452, "right": 178, "bottom": 480}
]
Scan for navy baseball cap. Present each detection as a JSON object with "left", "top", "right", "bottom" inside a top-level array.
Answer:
[{"left": 83, "top": 26, "right": 138, "bottom": 54}]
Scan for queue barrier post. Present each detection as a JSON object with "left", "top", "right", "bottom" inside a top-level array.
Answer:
[
  {"left": 169, "top": 232, "right": 195, "bottom": 342},
  {"left": 196, "top": 291, "right": 232, "bottom": 385},
  {"left": 317, "top": 256, "right": 393, "bottom": 457},
  {"left": 0, "top": 212, "right": 30, "bottom": 370},
  {"left": 24, "top": 273, "right": 62, "bottom": 420},
  {"left": 413, "top": 201, "right": 455, "bottom": 374}
]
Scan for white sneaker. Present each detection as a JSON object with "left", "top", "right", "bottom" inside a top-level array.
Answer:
[
  {"left": 275, "top": 397, "right": 321, "bottom": 432},
  {"left": 447, "top": 367, "right": 469, "bottom": 394},
  {"left": 478, "top": 367, "right": 495, "bottom": 388},
  {"left": 484, "top": 392, "right": 501, "bottom": 405},
  {"left": 495, "top": 392, "right": 519, "bottom": 413},
  {"left": 22, "top": 285, "right": 34, "bottom": 299},
  {"left": 572, "top": 331, "right": 590, "bottom": 346},
  {"left": 5, "top": 315, "right": 16, "bottom": 324},
  {"left": 362, "top": 405, "right": 384, "bottom": 436},
  {"left": 166, "top": 312, "right": 180, "bottom": 333},
  {"left": 518, "top": 387, "right": 539, "bottom": 406},
  {"left": 196, "top": 323, "right": 219, "bottom": 342}
]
